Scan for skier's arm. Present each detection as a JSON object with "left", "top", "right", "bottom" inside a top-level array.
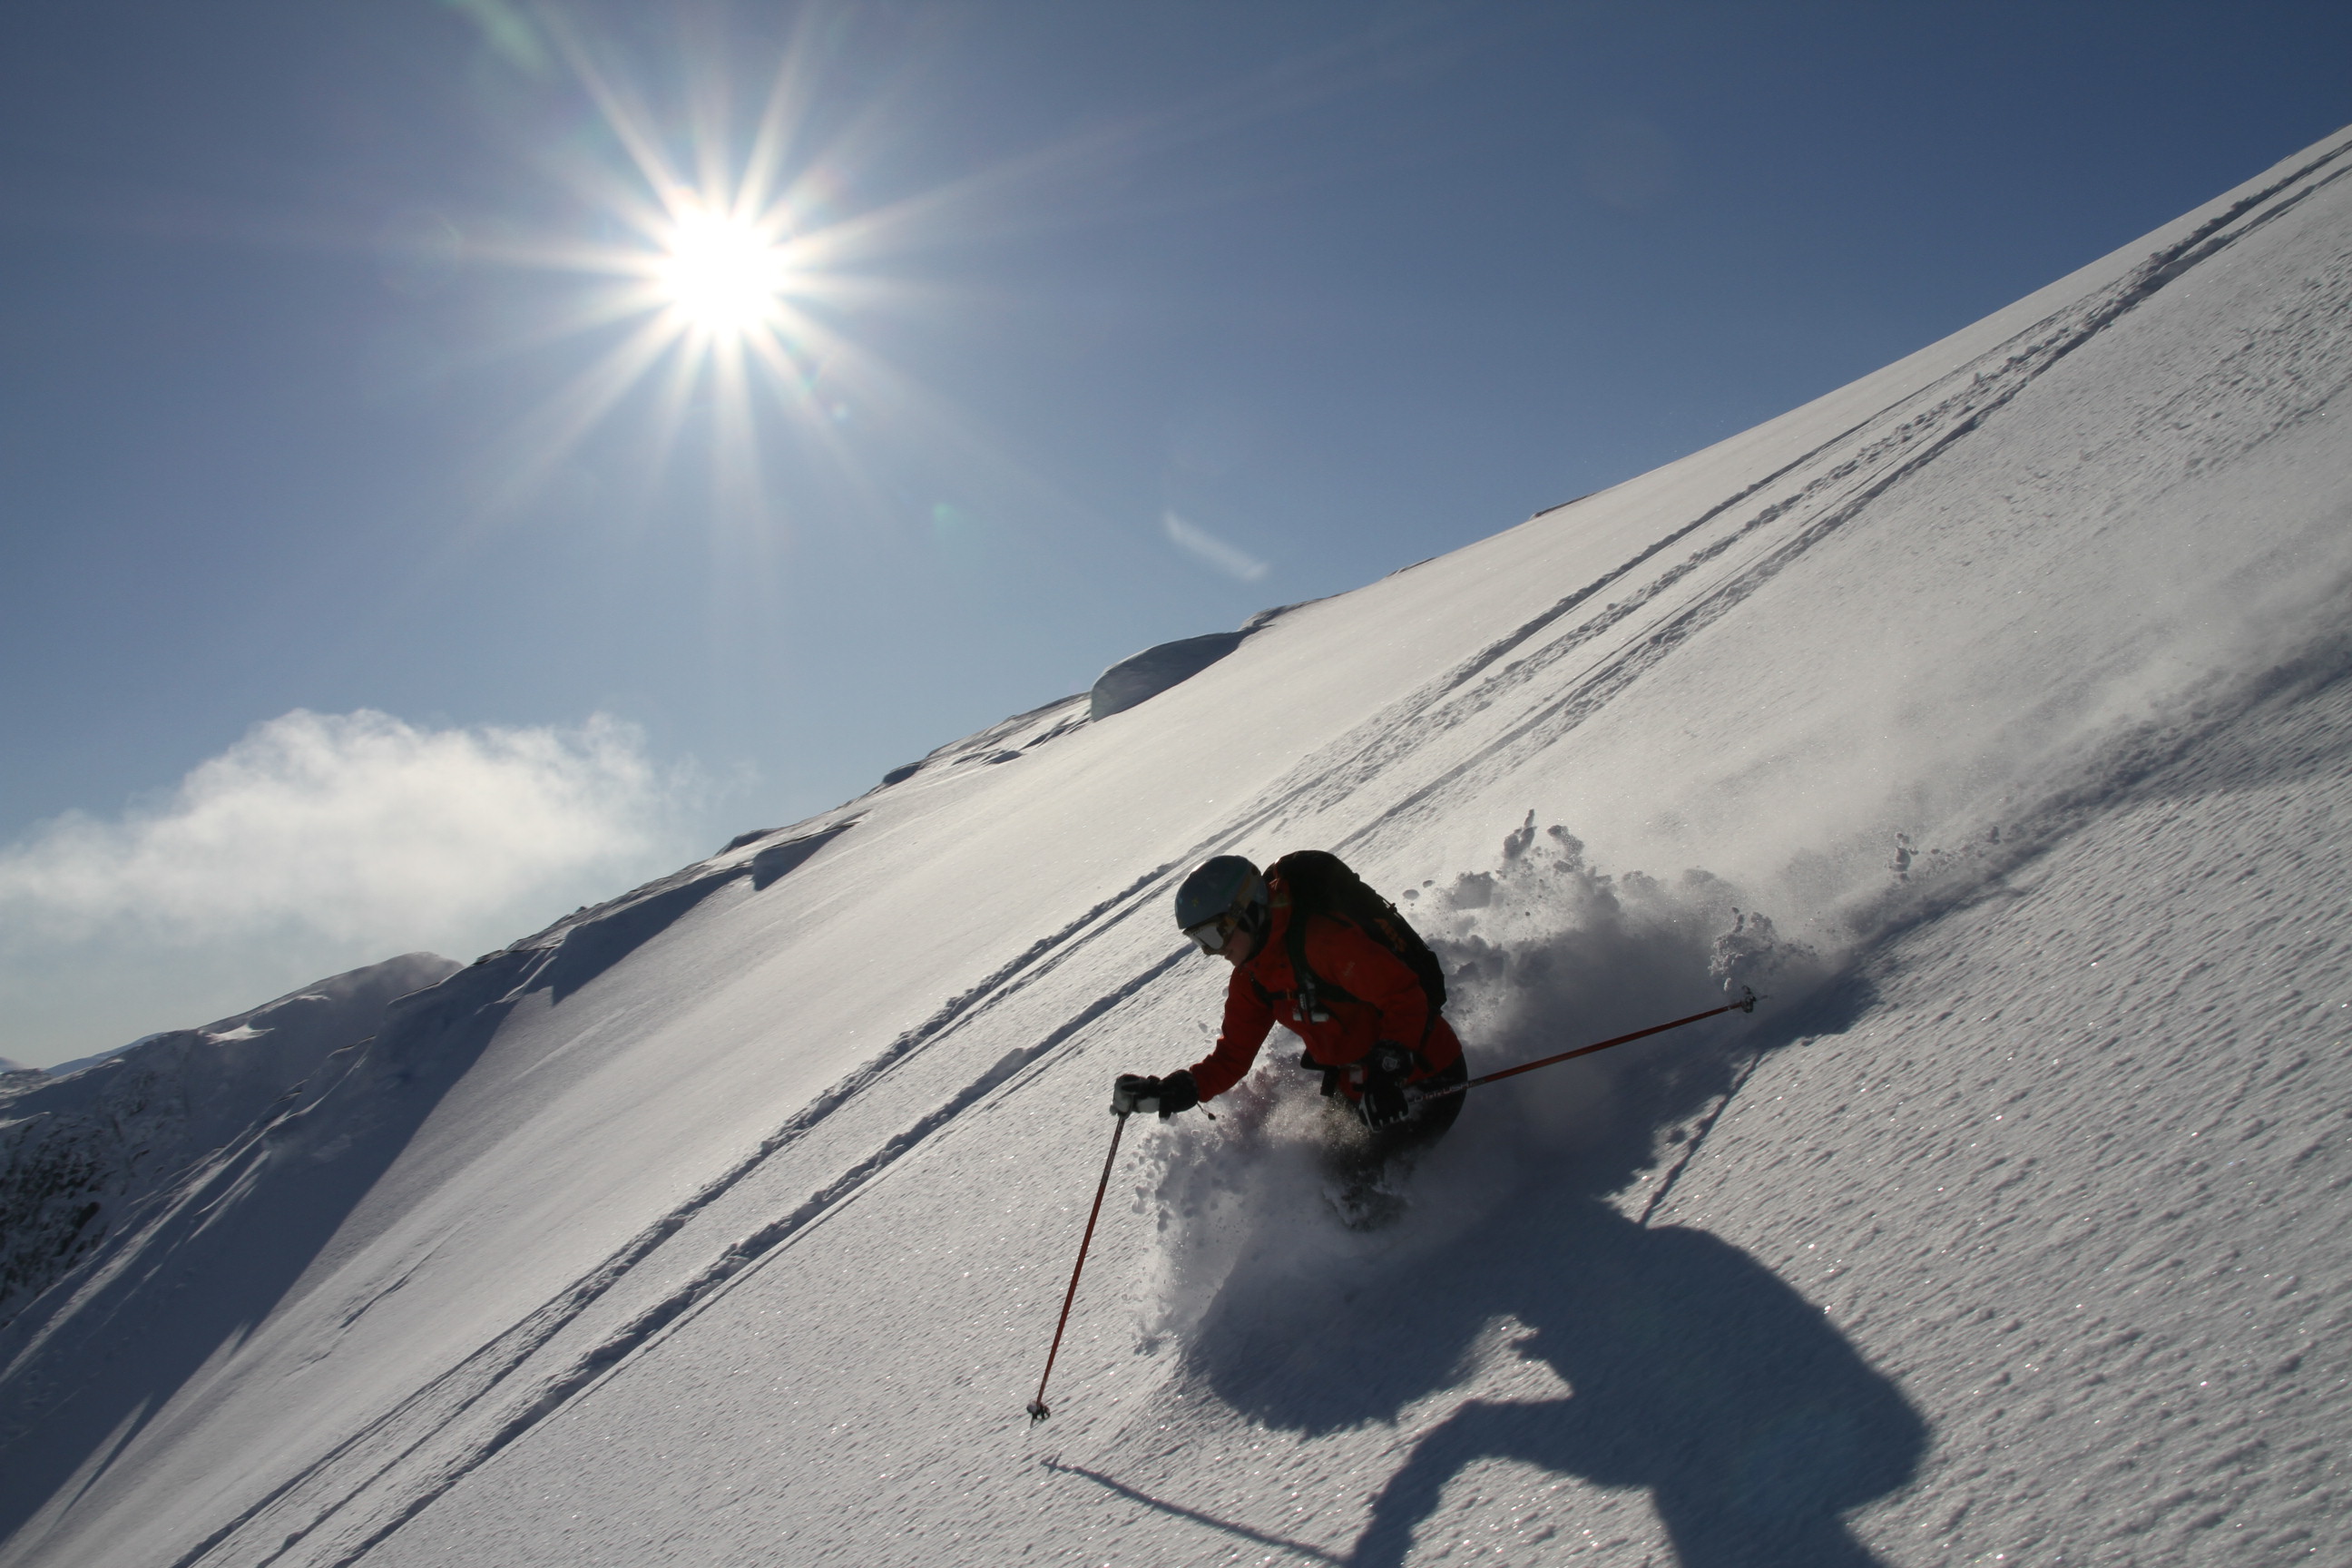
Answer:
[{"left": 1185, "top": 973, "right": 1277, "bottom": 1100}]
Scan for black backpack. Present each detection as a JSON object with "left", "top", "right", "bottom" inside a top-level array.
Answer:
[{"left": 1267, "top": 850, "right": 1447, "bottom": 1026}]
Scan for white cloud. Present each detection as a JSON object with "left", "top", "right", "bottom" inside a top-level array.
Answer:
[
  {"left": 1163, "top": 510, "right": 1269, "bottom": 583},
  {"left": 1, "top": 710, "right": 707, "bottom": 1066},
  {"left": 0, "top": 710, "right": 689, "bottom": 948}
]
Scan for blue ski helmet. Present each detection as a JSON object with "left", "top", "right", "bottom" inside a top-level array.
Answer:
[{"left": 1174, "top": 856, "right": 1267, "bottom": 948}]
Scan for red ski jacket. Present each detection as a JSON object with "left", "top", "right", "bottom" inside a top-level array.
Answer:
[{"left": 1185, "top": 899, "right": 1461, "bottom": 1102}]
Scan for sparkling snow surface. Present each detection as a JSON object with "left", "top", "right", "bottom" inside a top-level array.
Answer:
[{"left": 5, "top": 131, "right": 2351, "bottom": 1568}]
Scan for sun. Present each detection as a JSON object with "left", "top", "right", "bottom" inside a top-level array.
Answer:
[
  {"left": 472, "top": 15, "right": 987, "bottom": 521},
  {"left": 658, "top": 207, "right": 788, "bottom": 336}
]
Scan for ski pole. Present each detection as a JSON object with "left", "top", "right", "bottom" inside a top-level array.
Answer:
[
  {"left": 1418, "top": 987, "right": 1759, "bottom": 1102},
  {"left": 1026, "top": 1109, "right": 1129, "bottom": 1424}
]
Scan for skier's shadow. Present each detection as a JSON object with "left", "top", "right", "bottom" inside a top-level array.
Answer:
[
  {"left": 1409, "top": 1205, "right": 1917, "bottom": 1565},
  {"left": 1174, "top": 1006, "right": 1925, "bottom": 1567}
]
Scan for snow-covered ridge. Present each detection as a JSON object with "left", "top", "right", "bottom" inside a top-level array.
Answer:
[
  {"left": 0, "top": 954, "right": 459, "bottom": 1333},
  {"left": 3, "top": 126, "right": 2350, "bottom": 1568},
  {"left": 870, "top": 691, "right": 1089, "bottom": 790},
  {"left": 1087, "top": 603, "right": 1310, "bottom": 721},
  {"left": 863, "top": 604, "right": 1309, "bottom": 789}
]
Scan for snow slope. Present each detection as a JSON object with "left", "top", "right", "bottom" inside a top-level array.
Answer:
[{"left": 5, "top": 128, "right": 2351, "bottom": 1568}]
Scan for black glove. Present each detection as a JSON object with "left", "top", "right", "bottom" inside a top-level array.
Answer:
[
  {"left": 1112, "top": 1070, "right": 1200, "bottom": 1119},
  {"left": 1357, "top": 1077, "right": 1414, "bottom": 1131}
]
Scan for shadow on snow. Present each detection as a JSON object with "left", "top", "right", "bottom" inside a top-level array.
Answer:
[
  {"left": 1136, "top": 924, "right": 1924, "bottom": 1568},
  {"left": 0, "top": 828, "right": 851, "bottom": 1559}
]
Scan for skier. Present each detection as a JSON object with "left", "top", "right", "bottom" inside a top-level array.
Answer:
[{"left": 1113, "top": 853, "right": 1467, "bottom": 1167}]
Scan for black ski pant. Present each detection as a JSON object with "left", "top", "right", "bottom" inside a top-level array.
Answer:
[{"left": 1321, "top": 1054, "right": 1467, "bottom": 1178}]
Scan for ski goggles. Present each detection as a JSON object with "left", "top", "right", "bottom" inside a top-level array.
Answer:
[{"left": 1183, "top": 910, "right": 1242, "bottom": 955}]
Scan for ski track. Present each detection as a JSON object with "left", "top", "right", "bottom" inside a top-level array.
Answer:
[
  {"left": 1288, "top": 131, "right": 2352, "bottom": 866},
  {"left": 84, "top": 128, "right": 2352, "bottom": 1568},
  {"left": 170, "top": 855, "right": 1230, "bottom": 1568}
]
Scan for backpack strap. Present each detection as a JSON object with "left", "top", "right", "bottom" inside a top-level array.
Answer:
[{"left": 1283, "top": 902, "right": 1335, "bottom": 1024}]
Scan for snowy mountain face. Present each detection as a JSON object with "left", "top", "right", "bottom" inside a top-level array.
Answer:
[
  {"left": 5, "top": 128, "right": 2352, "bottom": 1568},
  {"left": 0, "top": 955, "right": 460, "bottom": 1333}
]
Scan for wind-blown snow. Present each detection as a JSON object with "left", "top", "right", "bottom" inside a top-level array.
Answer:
[{"left": 5, "top": 129, "right": 2352, "bottom": 1568}]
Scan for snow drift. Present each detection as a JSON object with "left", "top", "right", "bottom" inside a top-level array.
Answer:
[{"left": 5, "top": 128, "right": 2352, "bottom": 1568}]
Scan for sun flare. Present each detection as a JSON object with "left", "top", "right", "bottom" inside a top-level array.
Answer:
[
  {"left": 475, "top": 14, "right": 1000, "bottom": 522},
  {"left": 659, "top": 208, "right": 787, "bottom": 335}
]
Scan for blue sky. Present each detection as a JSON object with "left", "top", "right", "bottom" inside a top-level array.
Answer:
[{"left": 4, "top": 0, "right": 2349, "bottom": 1064}]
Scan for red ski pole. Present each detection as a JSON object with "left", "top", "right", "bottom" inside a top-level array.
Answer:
[
  {"left": 1026, "top": 1110, "right": 1130, "bottom": 1423},
  {"left": 1418, "top": 987, "right": 1759, "bottom": 1102}
]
